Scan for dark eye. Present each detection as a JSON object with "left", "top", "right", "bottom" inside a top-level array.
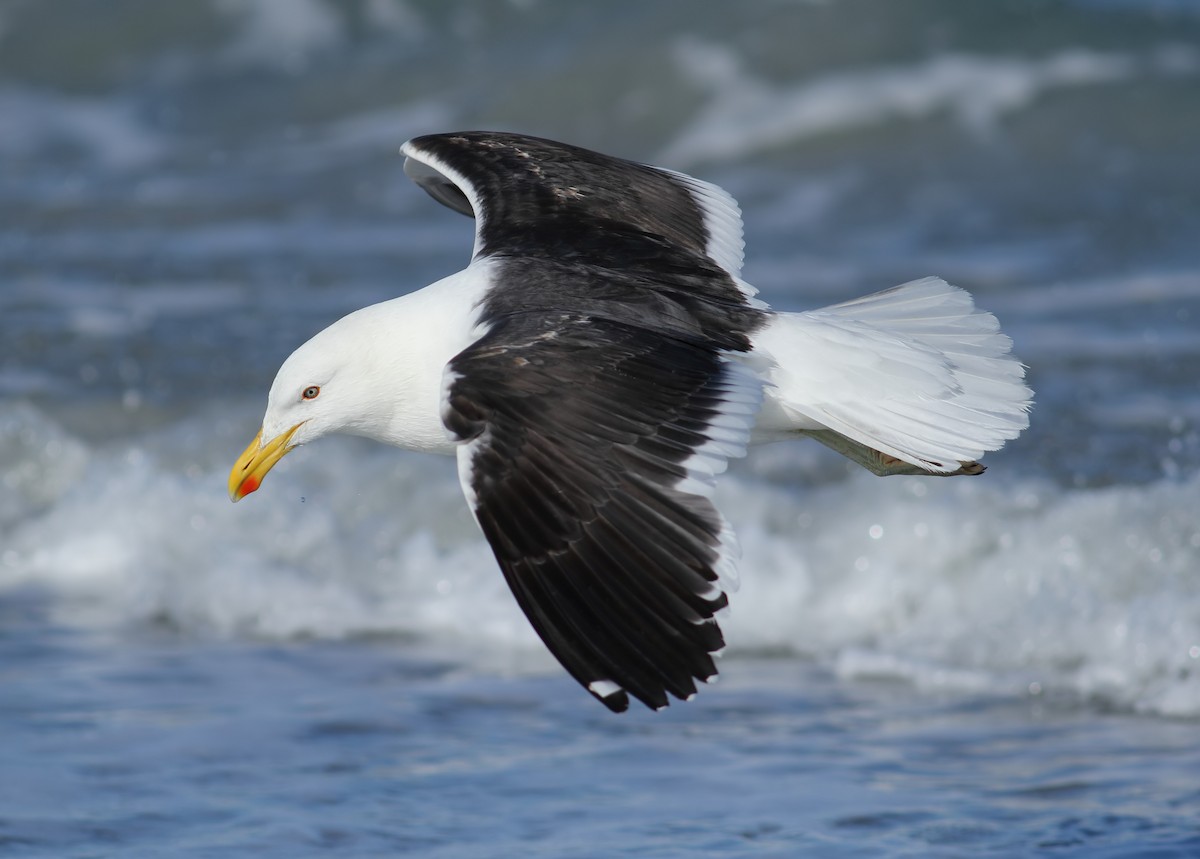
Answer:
[{"left": 302, "top": 385, "right": 320, "bottom": 401}]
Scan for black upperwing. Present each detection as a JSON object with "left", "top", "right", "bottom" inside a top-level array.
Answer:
[
  {"left": 408, "top": 132, "right": 771, "bottom": 712},
  {"left": 401, "top": 131, "right": 748, "bottom": 280}
]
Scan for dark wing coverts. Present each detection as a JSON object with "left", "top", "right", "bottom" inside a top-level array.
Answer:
[{"left": 404, "top": 131, "right": 738, "bottom": 271}]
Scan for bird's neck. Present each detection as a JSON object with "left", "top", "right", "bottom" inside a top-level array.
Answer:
[{"left": 348, "top": 263, "right": 493, "bottom": 455}]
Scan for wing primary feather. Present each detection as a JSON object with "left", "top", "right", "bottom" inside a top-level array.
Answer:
[{"left": 443, "top": 282, "right": 759, "bottom": 711}]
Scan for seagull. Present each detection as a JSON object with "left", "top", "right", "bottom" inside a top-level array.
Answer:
[{"left": 229, "top": 131, "right": 1031, "bottom": 712}]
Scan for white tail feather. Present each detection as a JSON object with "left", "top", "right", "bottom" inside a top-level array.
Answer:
[{"left": 753, "top": 277, "right": 1032, "bottom": 471}]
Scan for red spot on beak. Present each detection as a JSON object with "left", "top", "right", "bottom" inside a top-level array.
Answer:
[
  {"left": 238, "top": 475, "right": 260, "bottom": 498},
  {"left": 229, "top": 423, "right": 302, "bottom": 502}
]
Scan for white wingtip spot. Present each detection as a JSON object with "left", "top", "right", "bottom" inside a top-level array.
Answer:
[{"left": 588, "top": 679, "right": 624, "bottom": 698}]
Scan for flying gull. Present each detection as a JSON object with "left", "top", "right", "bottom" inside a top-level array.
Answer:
[{"left": 229, "top": 131, "right": 1031, "bottom": 712}]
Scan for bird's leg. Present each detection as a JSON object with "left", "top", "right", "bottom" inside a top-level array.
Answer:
[{"left": 801, "top": 429, "right": 985, "bottom": 477}]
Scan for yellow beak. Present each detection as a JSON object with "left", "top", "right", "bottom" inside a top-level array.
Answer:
[{"left": 228, "top": 423, "right": 303, "bottom": 502}]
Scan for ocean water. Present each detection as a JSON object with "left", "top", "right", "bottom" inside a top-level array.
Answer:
[{"left": 3, "top": 0, "right": 1200, "bottom": 855}]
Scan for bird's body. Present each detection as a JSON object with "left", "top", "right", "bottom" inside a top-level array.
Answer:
[{"left": 231, "top": 131, "right": 1031, "bottom": 712}]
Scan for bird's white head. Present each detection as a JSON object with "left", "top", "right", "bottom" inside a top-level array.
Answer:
[
  {"left": 228, "top": 305, "right": 407, "bottom": 502},
  {"left": 228, "top": 267, "right": 488, "bottom": 501}
]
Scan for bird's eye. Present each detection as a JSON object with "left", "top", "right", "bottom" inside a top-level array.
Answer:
[{"left": 302, "top": 385, "right": 321, "bottom": 401}]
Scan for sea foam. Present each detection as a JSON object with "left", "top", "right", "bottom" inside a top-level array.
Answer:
[
  {"left": 663, "top": 41, "right": 1195, "bottom": 164},
  {"left": 2, "top": 402, "right": 1197, "bottom": 717}
]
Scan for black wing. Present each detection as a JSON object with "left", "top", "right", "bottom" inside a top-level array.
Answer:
[
  {"left": 402, "top": 130, "right": 747, "bottom": 279},
  {"left": 443, "top": 314, "right": 761, "bottom": 712}
]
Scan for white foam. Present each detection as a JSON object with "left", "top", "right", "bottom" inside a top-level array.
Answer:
[
  {"left": 722, "top": 470, "right": 1200, "bottom": 718},
  {"left": 663, "top": 41, "right": 1172, "bottom": 164},
  {"left": 3, "top": 403, "right": 1199, "bottom": 717},
  {"left": 0, "top": 403, "right": 89, "bottom": 527},
  {"left": 0, "top": 403, "right": 535, "bottom": 648}
]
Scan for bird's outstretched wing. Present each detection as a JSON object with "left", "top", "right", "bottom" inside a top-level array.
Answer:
[
  {"left": 442, "top": 313, "right": 762, "bottom": 712},
  {"left": 402, "top": 131, "right": 747, "bottom": 280}
]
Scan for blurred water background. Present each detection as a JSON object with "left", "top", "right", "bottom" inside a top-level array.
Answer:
[{"left": 2, "top": 1, "right": 1200, "bottom": 855}]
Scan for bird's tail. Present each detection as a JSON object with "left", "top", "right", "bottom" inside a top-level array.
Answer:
[{"left": 753, "top": 277, "right": 1033, "bottom": 475}]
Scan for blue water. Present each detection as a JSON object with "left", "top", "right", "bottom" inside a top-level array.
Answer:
[
  {"left": 6, "top": 614, "right": 1200, "bottom": 857},
  {"left": 3, "top": 0, "right": 1200, "bottom": 855}
]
